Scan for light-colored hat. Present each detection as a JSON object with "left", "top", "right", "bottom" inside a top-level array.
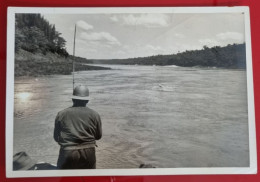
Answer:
[
  {"left": 13, "top": 152, "right": 36, "bottom": 170},
  {"left": 72, "top": 85, "right": 90, "bottom": 100}
]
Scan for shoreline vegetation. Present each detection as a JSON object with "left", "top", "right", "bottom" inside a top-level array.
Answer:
[
  {"left": 15, "top": 14, "right": 246, "bottom": 77},
  {"left": 90, "top": 43, "right": 246, "bottom": 69},
  {"left": 14, "top": 14, "right": 110, "bottom": 77},
  {"left": 15, "top": 50, "right": 110, "bottom": 77}
]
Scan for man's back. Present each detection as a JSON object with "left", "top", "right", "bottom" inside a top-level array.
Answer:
[
  {"left": 54, "top": 85, "right": 101, "bottom": 169},
  {"left": 54, "top": 106, "right": 102, "bottom": 147}
]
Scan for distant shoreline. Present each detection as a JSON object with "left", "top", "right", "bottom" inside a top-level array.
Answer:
[
  {"left": 89, "top": 43, "right": 246, "bottom": 69},
  {"left": 87, "top": 63, "right": 246, "bottom": 71},
  {"left": 15, "top": 42, "right": 246, "bottom": 77}
]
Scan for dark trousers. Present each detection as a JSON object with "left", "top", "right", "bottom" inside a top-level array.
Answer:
[{"left": 57, "top": 147, "right": 96, "bottom": 169}]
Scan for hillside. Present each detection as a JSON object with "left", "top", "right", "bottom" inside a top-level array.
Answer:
[
  {"left": 91, "top": 43, "right": 246, "bottom": 69},
  {"left": 15, "top": 14, "right": 110, "bottom": 77}
]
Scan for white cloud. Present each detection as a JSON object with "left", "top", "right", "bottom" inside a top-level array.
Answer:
[
  {"left": 198, "top": 39, "right": 220, "bottom": 47},
  {"left": 122, "top": 14, "right": 169, "bottom": 28},
  {"left": 216, "top": 32, "right": 244, "bottom": 41},
  {"left": 110, "top": 16, "right": 119, "bottom": 22},
  {"left": 117, "top": 50, "right": 126, "bottom": 55},
  {"left": 122, "top": 45, "right": 130, "bottom": 50},
  {"left": 80, "top": 32, "right": 121, "bottom": 45},
  {"left": 146, "top": 45, "right": 163, "bottom": 52},
  {"left": 78, "top": 47, "right": 97, "bottom": 53},
  {"left": 76, "top": 20, "right": 93, "bottom": 31},
  {"left": 174, "top": 33, "right": 185, "bottom": 38}
]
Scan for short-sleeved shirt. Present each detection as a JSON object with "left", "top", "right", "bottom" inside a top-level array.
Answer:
[{"left": 54, "top": 106, "right": 102, "bottom": 147}]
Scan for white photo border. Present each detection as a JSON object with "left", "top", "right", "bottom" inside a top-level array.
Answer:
[{"left": 6, "top": 6, "right": 257, "bottom": 178}]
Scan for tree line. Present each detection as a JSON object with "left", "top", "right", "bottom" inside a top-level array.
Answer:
[
  {"left": 14, "top": 14, "right": 111, "bottom": 77},
  {"left": 92, "top": 43, "right": 246, "bottom": 69},
  {"left": 15, "top": 14, "right": 69, "bottom": 57}
]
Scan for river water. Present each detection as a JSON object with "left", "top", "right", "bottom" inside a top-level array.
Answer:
[{"left": 14, "top": 65, "right": 249, "bottom": 168}]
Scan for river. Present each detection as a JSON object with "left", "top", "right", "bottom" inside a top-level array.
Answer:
[{"left": 14, "top": 64, "right": 249, "bottom": 168}]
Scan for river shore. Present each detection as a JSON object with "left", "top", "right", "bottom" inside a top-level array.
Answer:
[{"left": 15, "top": 50, "right": 110, "bottom": 77}]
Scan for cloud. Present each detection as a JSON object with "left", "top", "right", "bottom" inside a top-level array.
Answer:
[
  {"left": 198, "top": 39, "right": 220, "bottom": 47},
  {"left": 78, "top": 47, "right": 97, "bottom": 53},
  {"left": 110, "top": 16, "right": 119, "bottom": 22},
  {"left": 121, "top": 14, "right": 169, "bottom": 28},
  {"left": 216, "top": 32, "right": 244, "bottom": 41},
  {"left": 174, "top": 33, "right": 185, "bottom": 38},
  {"left": 80, "top": 32, "right": 121, "bottom": 45},
  {"left": 117, "top": 50, "right": 126, "bottom": 55},
  {"left": 146, "top": 45, "right": 163, "bottom": 52},
  {"left": 76, "top": 20, "right": 93, "bottom": 31}
]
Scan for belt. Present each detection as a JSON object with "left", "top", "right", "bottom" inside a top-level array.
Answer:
[{"left": 61, "top": 143, "right": 96, "bottom": 151}]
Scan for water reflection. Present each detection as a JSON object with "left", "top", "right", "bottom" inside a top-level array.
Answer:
[{"left": 16, "top": 92, "right": 32, "bottom": 103}]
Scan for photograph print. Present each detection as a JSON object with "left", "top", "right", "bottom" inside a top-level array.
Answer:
[{"left": 6, "top": 7, "right": 257, "bottom": 177}]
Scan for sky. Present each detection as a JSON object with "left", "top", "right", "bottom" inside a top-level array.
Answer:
[{"left": 43, "top": 13, "right": 245, "bottom": 59}]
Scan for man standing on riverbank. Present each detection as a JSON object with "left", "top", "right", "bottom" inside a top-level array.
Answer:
[{"left": 54, "top": 85, "right": 102, "bottom": 169}]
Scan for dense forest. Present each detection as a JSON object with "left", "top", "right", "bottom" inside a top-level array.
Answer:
[
  {"left": 92, "top": 43, "right": 246, "bottom": 69},
  {"left": 15, "top": 14, "right": 68, "bottom": 56},
  {"left": 15, "top": 14, "right": 109, "bottom": 77}
]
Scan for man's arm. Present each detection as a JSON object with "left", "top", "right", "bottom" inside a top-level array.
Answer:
[
  {"left": 53, "top": 114, "right": 61, "bottom": 142},
  {"left": 95, "top": 114, "right": 102, "bottom": 140}
]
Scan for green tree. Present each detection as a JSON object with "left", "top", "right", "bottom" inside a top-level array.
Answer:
[{"left": 15, "top": 14, "right": 68, "bottom": 56}]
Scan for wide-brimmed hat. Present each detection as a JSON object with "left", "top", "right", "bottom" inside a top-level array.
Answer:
[
  {"left": 13, "top": 152, "right": 36, "bottom": 170},
  {"left": 72, "top": 85, "right": 90, "bottom": 100}
]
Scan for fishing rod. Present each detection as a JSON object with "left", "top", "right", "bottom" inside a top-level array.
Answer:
[{"left": 72, "top": 24, "right": 77, "bottom": 89}]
